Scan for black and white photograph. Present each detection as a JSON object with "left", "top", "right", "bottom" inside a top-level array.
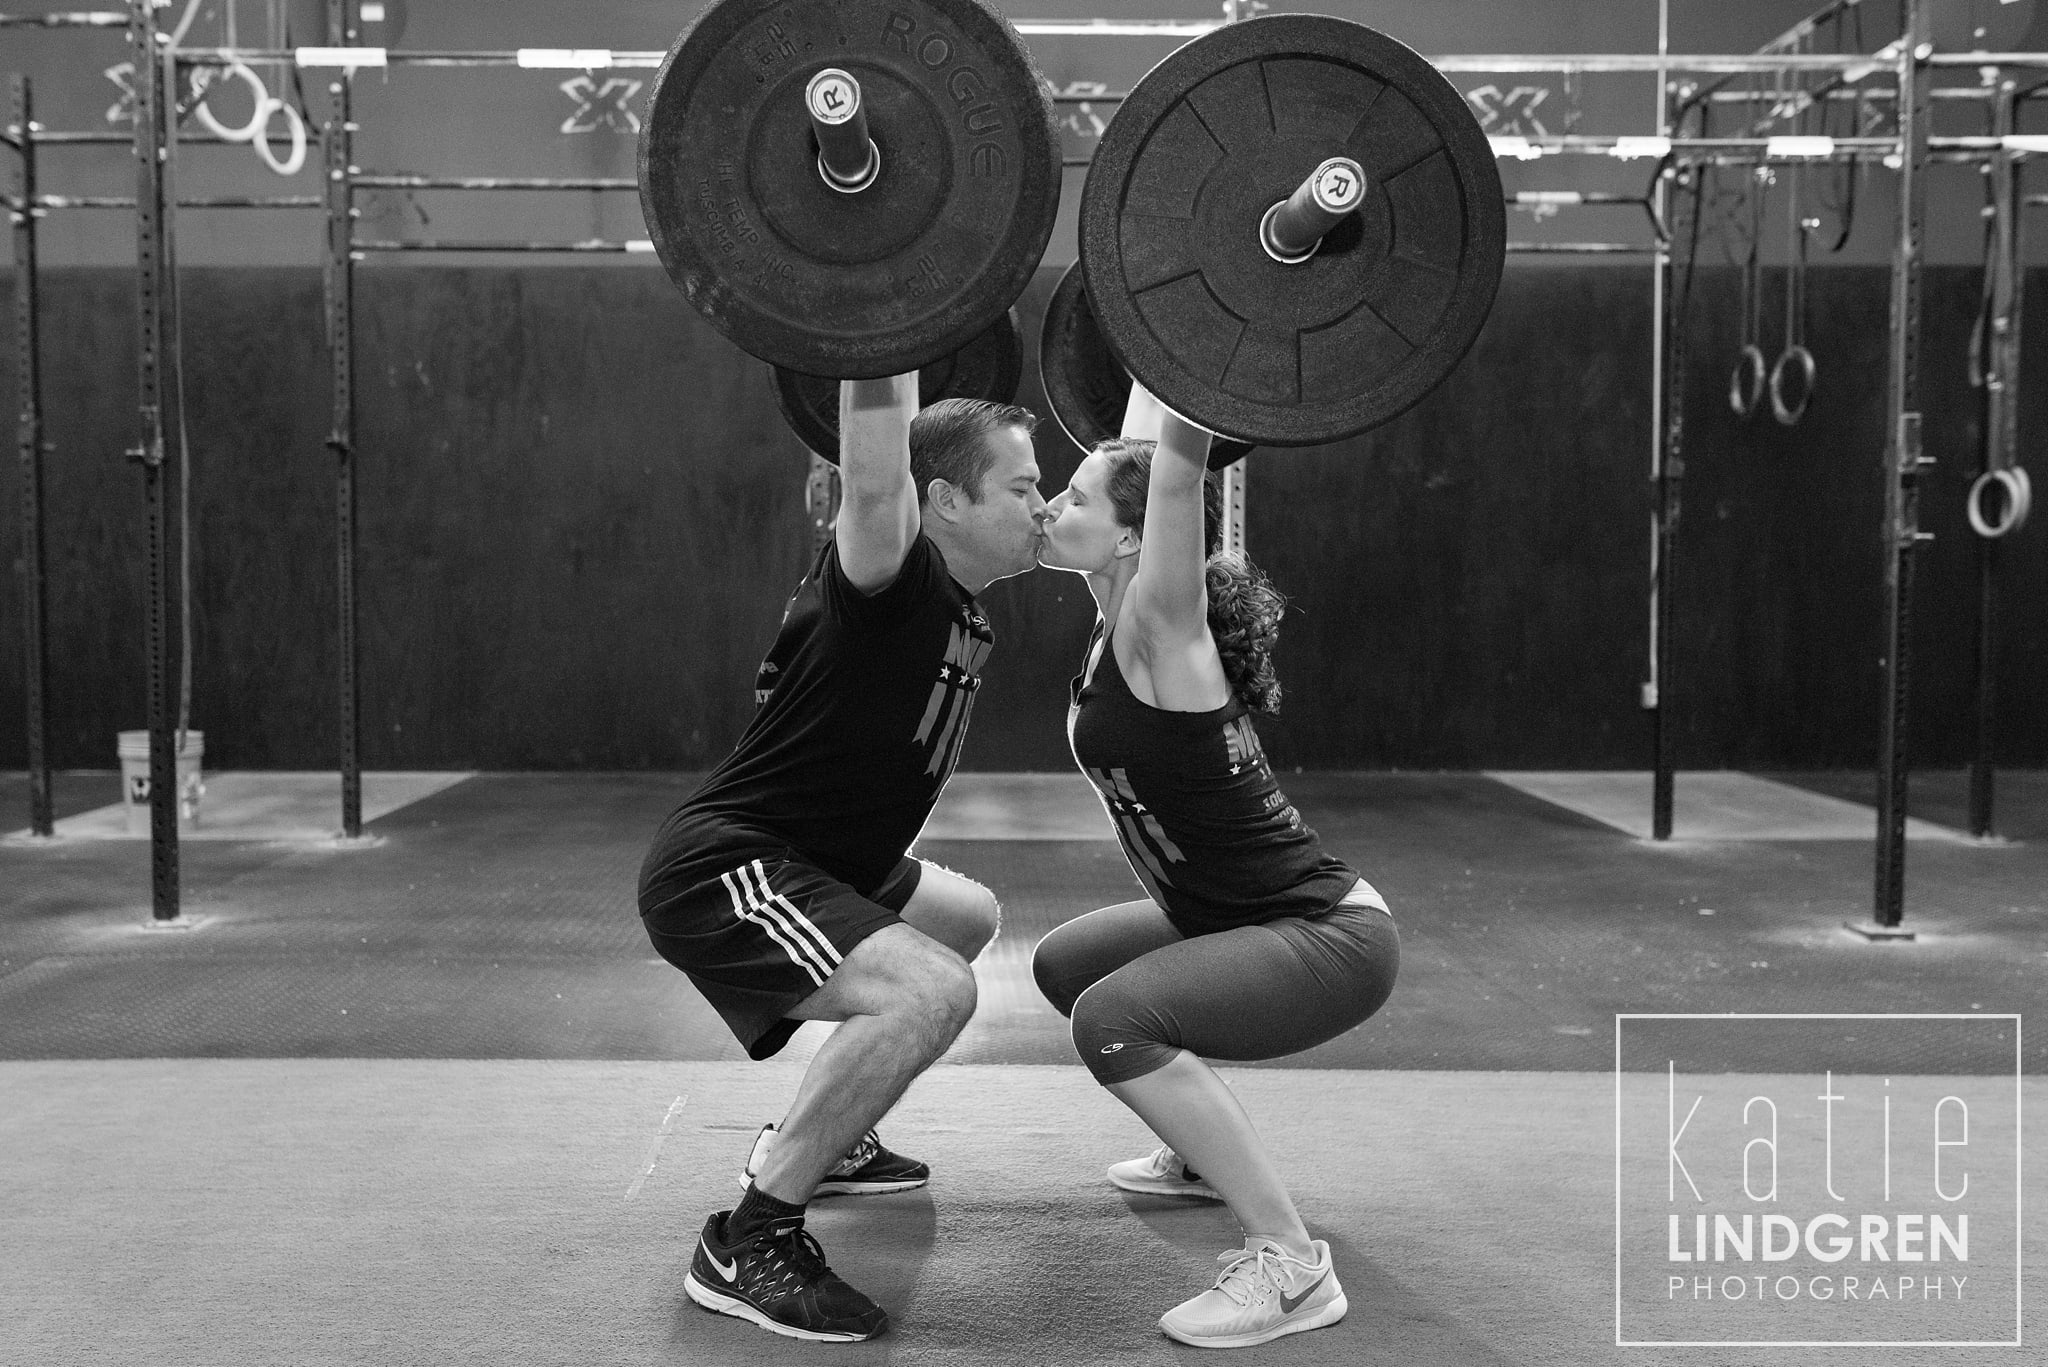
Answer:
[{"left": 2, "top": 1, "right": 2043, "bottom": 1362}]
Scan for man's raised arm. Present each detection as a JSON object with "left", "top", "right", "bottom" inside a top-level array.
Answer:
[{"left": 836, "top": 373, "right": 922, "bottom": 594}]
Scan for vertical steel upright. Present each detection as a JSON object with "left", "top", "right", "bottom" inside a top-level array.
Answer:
[
  {"left": 11, "top": 76, "right": 53, "bottom": 838},
  {"left": 323, "top": 0, "right": 363, "bottom": 838},
  {"left": 1220, "top": 463, "right": 1246, "bottom": 555},
  {"left": 129, "top": 0, "right": 182, "bottom": 918},
  {"left": 806, "top": 452, "right": 840, "bottom": 555},
  {"left": 1647, "top": 2, "right": 1678, "bottom": 841},
  {"left": 1219, "top": 0, "right": 1251, "bottom": 558},
  {"left": 1967, "top": 82, "right": 2023, "bottom": 839},
  {"left": 1870, "top": 0, "right": 1930, "bottom": 931}
]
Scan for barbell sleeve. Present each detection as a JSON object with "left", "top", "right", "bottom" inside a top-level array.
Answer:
[
  {"left": 806, "top": 68, "right": 879, "bottom": 192},
  {"left": 1259, "top": 156, "right": 1367, "bottom": 263}
]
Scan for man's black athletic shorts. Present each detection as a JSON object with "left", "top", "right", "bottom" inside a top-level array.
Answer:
[{"left": 640, "top": 852, "right": 923, "bottom": 1060}]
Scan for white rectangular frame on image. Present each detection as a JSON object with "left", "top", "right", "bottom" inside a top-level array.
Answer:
[{"left": 1612, "top": 1013, "right": 2022, "bottom": 1348}]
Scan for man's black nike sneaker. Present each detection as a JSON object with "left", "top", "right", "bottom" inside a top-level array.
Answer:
[{"left": 683, "top": 1211, "right": 888, "bottom": 1342}]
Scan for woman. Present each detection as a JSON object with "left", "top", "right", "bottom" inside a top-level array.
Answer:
[{"left": 1032, "top": 388, "right": 1399, "bottom": 1349}]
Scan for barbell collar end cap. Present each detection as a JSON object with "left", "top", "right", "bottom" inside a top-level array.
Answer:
[
  {"left": 817, "top": 143, "right": 882, "bottom": 195},
  {"left": 1257, "top": 200, "right": 1320, "bottom": 264}
]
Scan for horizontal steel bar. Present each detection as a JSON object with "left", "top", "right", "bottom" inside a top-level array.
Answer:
[
  {"left": 1676, "top": 151, "right": 1899, "bottom": 167},
  {"left": 0, "top": 10, "right": 126, "bottom": 26},
  {"left": 160, "top": 44, "right": 1962, "bottom": 79},
  {"left": 176, "top": 47, "right": 666, "bottom": 68},
  {"left": 1430, "top": 54, "right": 1888, "bottom": 73},
  {"left": 17, "top": 130, "right": 128, "bottom": 144},
  {"left": 1511, "top": 191, "right": 1649, "bottom": 205},
  {"left": 1507, "top": 242, "right": 1654, "bottom": 253},
  {"left": 1014, "top": 21, "right": 1219, "bottom": 36},
  {"left": 10, "top": 130, "right": 238, "bottom": 146},
  {"left": 388, "top": 49, "right": 660, "bottom": 67},
  {"left": 24, "top": 194, "right": 322, "bottom": 208},
  {"left": 351, "top": 238, "right": 657, "bottom": 253},
  {"left": 1923, "top": 53, "right": 2048, "bottom": 69},
  {"left": 353, "top": 175, "right": 637, "bottom": 191},
  {"left": 1941, "top": 134, "right": 2048, "bottom": 151},
  {"left": 1498, "top": 133, "right": 1898, "bottom": 152},
  {"left": 1702, "top": 86, "right": 1998, "bottom": 102}
]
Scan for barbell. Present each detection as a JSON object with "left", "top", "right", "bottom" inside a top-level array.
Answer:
[
  {"left": 638, "top": 0, "right": 1061, "bottom": 379},
  {"left": 639, "top": 3, "right": 1505, "bottom": 452},
  {"left": 1040, "top": 262, "right": 1254, "bottom": 470}
]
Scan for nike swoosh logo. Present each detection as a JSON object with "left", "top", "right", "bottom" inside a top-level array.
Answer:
[
  {"left": 706, "top": 1248, "right": 737, "bottom": 1282},
  {"left": 1280, "top": 1272, "right": 1327, "bottom": 1314}
]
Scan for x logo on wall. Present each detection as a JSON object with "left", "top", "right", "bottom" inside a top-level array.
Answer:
[
  {"left": 104, "top": 62, "right": 136, "bottom": 125},
  {"left": 559, "top": 76, "right": 644, "bottom": 135},
  {"left": 1466, "top": 84, "right": 1551, "bottom": 138},
  {"left": 1042, "top": 78, "right": 1111, "bottom": 142}
]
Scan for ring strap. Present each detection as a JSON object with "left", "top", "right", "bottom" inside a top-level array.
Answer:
[
  {"left": 1729, "top": 343, "right": 1767, "bottom": 418},
  {"left": 1769, "top": 345, "right": 1816, "bottom": 427},
  {"left": 1967, "top": 467, "right": 2032, "bottom": 540}
]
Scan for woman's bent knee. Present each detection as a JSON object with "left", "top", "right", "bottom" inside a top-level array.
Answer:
[{"left": 1070, "top": 979, "right": 1178, "bottom": 1085}]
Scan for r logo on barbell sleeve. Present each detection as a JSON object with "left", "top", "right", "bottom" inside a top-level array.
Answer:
[
  {"left": 1315, "top": 163, "right": 1360, "bottom": 210},
  {"left": 809, "top": 76, "right": 857, "bottom": 123}
]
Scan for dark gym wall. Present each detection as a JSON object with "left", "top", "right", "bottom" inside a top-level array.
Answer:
[
  {"left": 2, "top": 263, "right": 2043, "bottom": 771},
  {"left": 3, "top": 0, "right": 2045, "bottom": 772}
]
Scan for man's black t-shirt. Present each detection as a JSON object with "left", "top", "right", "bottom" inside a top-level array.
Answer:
[{"left": 644, "top": 533, "right": 993, "bottom": 897}]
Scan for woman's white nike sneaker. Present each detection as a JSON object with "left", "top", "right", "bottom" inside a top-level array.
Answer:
[
  {"left": 1106, "top": 1145, "right": 1220, "bottom": 1199},
  {"left": 1158, "top": 1237, "right": 1347, "bottom": 1348}
]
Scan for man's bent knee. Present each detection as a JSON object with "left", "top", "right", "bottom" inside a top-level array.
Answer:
[
  {"left": 792, "top": 923, "right": 976, "bottom": 1045},
  {"left": 877, "top": 941, "right": 975, "bottom": 1057}
]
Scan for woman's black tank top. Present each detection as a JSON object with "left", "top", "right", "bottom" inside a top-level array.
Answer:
[{"left": 1067, "top": 619, "right": 1359, "bottom": 933}]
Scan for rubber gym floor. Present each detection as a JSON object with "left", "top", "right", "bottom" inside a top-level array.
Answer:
[{"left": 4, "top": 768, "right": 2043, "bottom": 1365}]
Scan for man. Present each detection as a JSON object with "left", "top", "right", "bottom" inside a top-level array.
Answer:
[{"left": 639, "top": 373, "right": 1046, "bottom": 1341}]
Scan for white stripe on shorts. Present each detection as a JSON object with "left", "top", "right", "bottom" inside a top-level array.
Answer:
[
  {"left": 720, "top": 866, "right": 829, "bottom": 987},
  {"left": 739, "top": 861, "right": 846, "bottom": 973},
  {"left": 764, "top": 888, "right": 844, "bottom": 969}
]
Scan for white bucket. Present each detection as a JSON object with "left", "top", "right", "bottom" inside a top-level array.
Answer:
[{"left": 117, "top": 730, "right": 205, "bottom": 836}]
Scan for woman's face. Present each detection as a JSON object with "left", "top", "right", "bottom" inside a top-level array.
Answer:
[{"left": 1039, "top": 450, "right": 1137, "bottom": 574}]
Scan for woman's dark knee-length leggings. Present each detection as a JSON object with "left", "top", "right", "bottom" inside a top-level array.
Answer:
[{"left": 1031, "top": 883, "right": 1400, "bottom": 1087}]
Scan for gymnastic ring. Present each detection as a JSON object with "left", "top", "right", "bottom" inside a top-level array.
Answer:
[
  {"left": 192, "top": 60, "right": 270, "bottom": 144},
  {"left": 1966, "top": 466, "right": 2032, "bottom": 540},
  {"left": 1768, "top": 344, "right": 1816, "bottom": 427},
  {"left": 251, "top": 98, "right": 308, "bottom": 177},
  {"left": 1728, "top": 344, "right": 1766, "bottom": 418}
]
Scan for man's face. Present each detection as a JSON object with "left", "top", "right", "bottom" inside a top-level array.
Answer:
[{"left": 952, "top": 425, "right": 1048, "bottom": 577}]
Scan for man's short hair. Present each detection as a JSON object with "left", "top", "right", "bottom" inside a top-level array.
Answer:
[{"left": 908, "top": 398, "right": 1039, "bottom": 504}]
